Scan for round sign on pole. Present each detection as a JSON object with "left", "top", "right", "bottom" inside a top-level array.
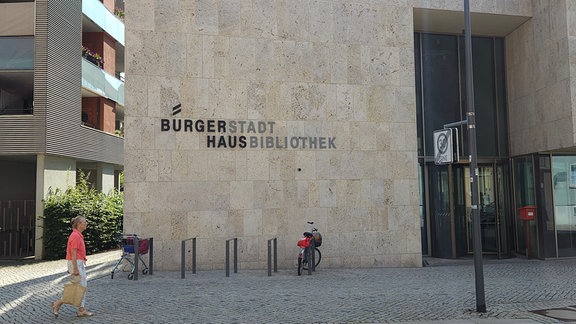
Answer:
[{"left": 433, "top": 129, "right": 453, "bottom": 164}]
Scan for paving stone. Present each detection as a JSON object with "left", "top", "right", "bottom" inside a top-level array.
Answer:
[{"left": 0, "top": 251, "right": 575, "bottom": 323}]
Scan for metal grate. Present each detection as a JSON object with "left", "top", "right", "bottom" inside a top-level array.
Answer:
[{"left": 0, "top": 200, "right": 35, "bottom": 258}]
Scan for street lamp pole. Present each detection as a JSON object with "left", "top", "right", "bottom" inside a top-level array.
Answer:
[{"left": 464, "top": 0, "right": 486, "bottom": 313}]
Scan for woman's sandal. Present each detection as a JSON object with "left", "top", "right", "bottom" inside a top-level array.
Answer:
[
  {"left": 50, "top": 301, "right": 60, "bottom": 318},
  {"left": 77, "top": 310, "right": 94, "bottom": 317}
]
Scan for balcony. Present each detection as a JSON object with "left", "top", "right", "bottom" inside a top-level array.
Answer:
[
  {"left": 82, "top": 58, "right": 124, "bottom": 106},
  {"left": 82, "top": 0, "right": 124, "bottom": 46}
]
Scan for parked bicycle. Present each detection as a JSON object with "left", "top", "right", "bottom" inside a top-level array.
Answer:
[{"left": 297, "top": 221, "right": 322, "bottom": 275}]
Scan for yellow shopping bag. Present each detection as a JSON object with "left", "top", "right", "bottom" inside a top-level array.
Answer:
[{"left": 61, "top": 282, "right": 86, "bottom": 307}]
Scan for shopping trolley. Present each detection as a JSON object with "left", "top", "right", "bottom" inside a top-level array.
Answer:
[{"left": 110, "top": 234, "right": 149, "bottom": 280}]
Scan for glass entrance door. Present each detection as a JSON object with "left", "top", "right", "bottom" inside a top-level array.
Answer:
[
  {"left": 428, "top": 163, "right": 510, "bottom": 257},
  {"left": 463, "top": 165, "right": 508, "bottom": 255},
  {"left": 474, "top": 166, "right": 498, "bottom": 253}
]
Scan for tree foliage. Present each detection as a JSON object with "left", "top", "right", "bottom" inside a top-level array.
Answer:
[{"left": 41, "top": 175, "right": 123, "bottom": 260}]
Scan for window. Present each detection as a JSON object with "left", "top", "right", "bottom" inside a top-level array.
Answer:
[
  {"left": 0, "top": 36, "right": 34, "bottom": 115},
  {"left": 415, "top": 33, "right": 508, "bottom": 159}
]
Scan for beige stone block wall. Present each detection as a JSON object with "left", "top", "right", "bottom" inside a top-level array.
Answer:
[
  {"left": 124, "top": 0, "right": 546, "bottom": 271},
  {"left": 506, "top": 0, "right": 576, "bottom": 155},
  {"left": 123, "top": 0, "right": 441, "bottom": 271},
  {"left": 568, "top": 1, "right": 576, "bottom": 145},
  {"left": 124, "top": 0, "right": 540, "bottom": 269}
]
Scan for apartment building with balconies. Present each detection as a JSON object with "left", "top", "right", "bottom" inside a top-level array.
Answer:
[{"left": 0, "top": 0, "right": 124, "bottom": 259}]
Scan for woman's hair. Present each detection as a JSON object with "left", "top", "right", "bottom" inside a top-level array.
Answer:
[{"left": 71, "top": 216, "right": 86, "bottom": 229}]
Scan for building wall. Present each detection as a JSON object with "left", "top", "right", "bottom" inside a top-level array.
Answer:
[
  {"left": 36, "top": 0, "right": 124, "bottom": 165},
  {"left": 124, "top": 0, "right": 541, "bottom": 270},
  {"left": 97, "top": 162, "right": 116, "bottom": 194},
  {"left": 83, "top": 32, "right": 104, "bottom": 57},
  {"left": 506, "top": 0, "right": 576, "bottom": 155},
  {"left": 0, "top": 2, "right": 34, "bottom": 36},
  {"left": 102, "top": 0, "right": 115, "bottom": 14},
  {"left": 102, "top": 98, "right": 116, "bottom": 134},
  {"left": 0, "top": 1, "right": 123, "bottom": 164},
  {"left": 567, "top": 1, "right": 576, "bottom": 146},
  {"left": 82, "top": 97, "right": 99, "bottom": 128},
  {"left": 30, "top": 1, "right": 124, "bottom": 258},
  {"left": 125, "top": 0, "right": 421, "bottom": 270},
  {"left": 103, "top": 33, "right": 117, "bottom": 76},
  {"left": 34, "top": 154, "right": 76, "bottom": 258}
]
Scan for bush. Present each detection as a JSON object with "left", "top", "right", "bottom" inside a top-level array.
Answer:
[{"left": 41, "top": 176, "right": 123, "bottom": 260}]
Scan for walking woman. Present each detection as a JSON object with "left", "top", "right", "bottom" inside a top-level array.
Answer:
[{"left": 51, "top": 216, "right": 94, "bottom": 317}]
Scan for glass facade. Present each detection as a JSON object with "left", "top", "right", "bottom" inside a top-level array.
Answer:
[
  {"left": 552, "top": 156, "right": 576, "bottom": 257},
  {"left": 513, "top": 156, "right": 535, "bottom": 256},
  {"left": 0, "top": 36, "right": 34, "bottom": 70},
  {"left": 460, "top": 37, "right": 508, "bottom": 157},
  {"left": 415, "top": 32, "right": 511, "bottom": 258},
  {"left": 417, "top": 31, "right": 576, "bottom": 260},
  {"left": 510, "top": 154, "right": 576, "bottom": 259},
  {"left": 419, "top": 34, "right": 461, "bottom": 157},
  {"left": 536, "top": 155, "right": 556, "bottom": 258},
  {"left": 416, "top": 33, "right": 508, "bottom": 159}
]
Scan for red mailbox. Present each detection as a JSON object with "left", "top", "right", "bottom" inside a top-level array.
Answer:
[{"left": 519, "top": 206, "right": 536, "bottom": 221}]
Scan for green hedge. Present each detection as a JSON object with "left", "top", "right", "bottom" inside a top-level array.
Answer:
[{"left": 41, "top": 177, "right": 123, "bottom": 260}]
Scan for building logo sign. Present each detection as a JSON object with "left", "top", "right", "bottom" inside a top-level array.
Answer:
[{"left": 161, "top": 104, "right": 337, "bottom": 150}]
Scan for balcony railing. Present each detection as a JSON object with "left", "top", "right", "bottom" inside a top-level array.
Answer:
[{"left": 82, "top": 58, "right": 124, "bottom": 106}]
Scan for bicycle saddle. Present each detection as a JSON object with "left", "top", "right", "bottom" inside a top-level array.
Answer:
[{"left": 303, "top": 232, "right": 313, "bottom": 237}]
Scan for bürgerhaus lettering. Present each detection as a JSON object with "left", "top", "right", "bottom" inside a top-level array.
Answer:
[{"left": 161, "top": 119, "right": 275, "bottom": 133}]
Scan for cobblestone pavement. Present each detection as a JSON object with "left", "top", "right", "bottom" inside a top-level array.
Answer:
[{"left": 2, "top": 250, "right": 576, "bottom": 323}]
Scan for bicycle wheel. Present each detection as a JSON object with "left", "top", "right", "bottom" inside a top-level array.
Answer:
[
  {"left": 303, "top": 248, "right": 321, "bottom": 270},
  {"left": 297, "top": 257, "right": 303, "bottom": 276}
]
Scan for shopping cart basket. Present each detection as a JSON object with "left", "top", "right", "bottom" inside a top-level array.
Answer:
[{"left": 110, "top": 234, "right": 149, "bottom": 280}]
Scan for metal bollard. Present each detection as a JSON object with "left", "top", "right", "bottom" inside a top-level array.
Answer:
[
  {"left": 306, "top": 245, "right": 312, "bottom": 275},
  {"left": 181, "top": 240, "right": 186, "bottom": 279},
  {"left": 267, "top": 238, "right": 278, "bottom": 276},
  {"left": 226, "top": 238, "right": 238, "bottom": 277},
  {"left": 226, "top": 240, "right": 230, "bottom": 277},
  {"left": 234, "top": 238, "right": 238, "bottom": 273},
  {"left": 148, "top": 237, "right": 153, "bottom": 275},
  {"left": 267, "top": 240, "right": 271, "bottom": 276},
  {"left": 192, "top": 238, "right": 196, "bottom": 274},
  {"left": 134, "top": 235, "right": 139, "bottom": 280},
  {"left": 181, "top": 237, "right": 197, "bottom": 279},
  {"left": 310, "top": 238, "right": 316, "bottom": 272},
  {"left": 274, "top": 238, "right": 277, "bottom": 273}
]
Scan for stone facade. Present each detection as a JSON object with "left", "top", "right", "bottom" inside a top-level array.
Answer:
[
  {"left": 124, "top": 0, "right": 541, "bottom": 270},
  {"left": 507, "top": 1, "right": 575, "bottom": 155}
]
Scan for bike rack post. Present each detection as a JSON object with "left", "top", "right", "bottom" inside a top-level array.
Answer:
[
  {"left": 226, "top": 238, "right": 238, "bottom": 277},
  {"left": 134, "top": 235, "right": 139, "bottom": 281},
  {"left": 234, "top": 238, "right": 238, "bottom": 273},
  {"left": 181, "top": 237, "right": 197, "bottom": 279},
  {"left": 132, "top": 235, "right": 154, "bottom": 280},
  {"left": 310, "top": 238, "right": 316, "bottom": 272},
  {"left": 306, "top": 245, "right": 312, "bottom": 275},
  {"left": 148, "top": 237, "right": 154, "bottom": 275},
  {"left": 267, "top": 238, "right": 278, "bottom": 276}
]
